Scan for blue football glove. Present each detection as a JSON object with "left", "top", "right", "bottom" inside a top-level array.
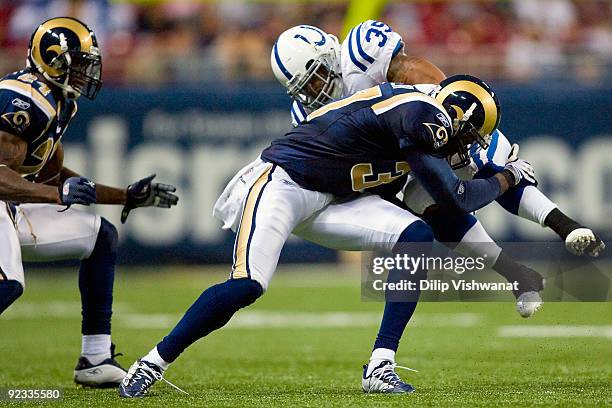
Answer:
[
  {"left": 59, "top": 176, "right": 97, "bottom": 209},
  {"left": 121, "top": 174, "right": 178, "bottom": 223}
]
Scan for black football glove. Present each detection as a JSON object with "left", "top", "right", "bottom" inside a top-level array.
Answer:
[
  {"left": 121, "top": 174, "right": 179, "bottom": 224},
  {"left": 58, "top": 176, "right": 97, "bottom": 211}
]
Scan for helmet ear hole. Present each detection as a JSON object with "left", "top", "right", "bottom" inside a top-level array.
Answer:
[{"left": 305, "top": 59, "right": 315, "bottom": 70}]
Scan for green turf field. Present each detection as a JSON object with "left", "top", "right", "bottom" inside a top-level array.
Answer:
[{"left": 1, "top": 265, "right": 611, "bottom": 407}]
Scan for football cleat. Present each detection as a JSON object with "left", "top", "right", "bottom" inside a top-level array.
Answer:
[
  {"left": 565, "top": 228, "right": 605, "bottom": 258},
  {"left": 516, "top": 291, "right": 543, "bottom": 318},
  {"left": 362, "top": 360, "right": 417, "bottom": 394},
  {"left": 511, "top": 267, "right": 544, "bottom": 318},
  {"left": 74, "top": 344, "right": 127, "bottom": 388},
  {"left": 119, "top": 359, "right": 187, "bottom": 398}
]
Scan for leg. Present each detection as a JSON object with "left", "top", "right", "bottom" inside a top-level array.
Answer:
[
  {"left": 403, "top": 179, "right": 544, "bottom": 316},
  {"left": 422, "top": 209, "right": 544, "bottom": 299},
  {"left": 15, "top": 204, "right": 125, "bottom": 386},
  {"left": 120, "top": 165, "right": 332, "bottom": 397},
  {"left": 294, "top": 194, "right": 433, "bottom": 393},
  {"left": 473, "top": 130, "right": 604, "bottom": 257},
  {"left": 0, "top": 202, "right": 25, "bottom": 314}
]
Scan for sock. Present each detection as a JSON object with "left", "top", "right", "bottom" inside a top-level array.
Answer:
[
  {"left": 544, "top": 208, "right": 584, "bottom": 241},
  {"left": 79, "top": 218, "right": 117, "bottom": 335},
  {"left": 156, "top": 278, "right": 263, "bottom": 363},
  {"left": 475, "top": 164, "right": 556, "bottom": 226},
  {"left": 367, "top": 348, "right": 396, "bottom": 375},
  {"left": 82, "top": 334, "right": 111, "bottom": 365},
  {"left": 517, "top": 186, "right": 557, "bottom": 226},
  {"left": 143, "top": 347, "right": 170, "bottom": 371},
  {"left": 372, "top": 221, "right": 433, "bottom": 353},
  {"left": 0, "top": 280, "right": 24, "bottom": 315},
  {"left": 492, "top": 251, "right": 544, "bottom": 297}
]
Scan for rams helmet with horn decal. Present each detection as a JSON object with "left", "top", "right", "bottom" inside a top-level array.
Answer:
[
  {"left": 434, "top": 74, "right": 501, "bottom": 169},
  {"left": 27, "top": 17, "right": 102, "bottom": 100}
]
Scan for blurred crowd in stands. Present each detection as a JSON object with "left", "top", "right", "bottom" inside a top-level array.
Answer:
[{"left": 0, "top": 0, "right": 610, "bottom": 86}]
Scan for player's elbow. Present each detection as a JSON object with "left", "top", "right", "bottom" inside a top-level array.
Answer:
[{"left": 437, "top": 190, "right": 471, "bottom": 214}]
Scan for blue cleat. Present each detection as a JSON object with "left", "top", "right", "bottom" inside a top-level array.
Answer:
[
  {"left": 362, "top": 360, "right": 417, "bottom": 394},
  {"left": 119, "top": 359, "right": 188, "bottom": 398}
]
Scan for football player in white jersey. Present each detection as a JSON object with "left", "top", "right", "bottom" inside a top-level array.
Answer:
[
  {"left": 270, "top": 21, "right": 605, "bottom": 393},
  {"left": 0, "top": 18, "right": 179, "bottom": 387}
]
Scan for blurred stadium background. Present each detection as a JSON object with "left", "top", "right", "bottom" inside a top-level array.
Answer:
[{"left": 2, "top": 0, "right": 610, "bottom": 264}]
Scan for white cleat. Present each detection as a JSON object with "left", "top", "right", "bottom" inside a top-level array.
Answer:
[
  {"left": 74, "top": 357, "right": 127, "bottom": 388},
  {"left": 362, "top": 360, "right": 417, "bottom": 394},
  {"left": 74, "top": 344, "right": 127, "bottom": 388},
  {"left": 516, "top": 291, "right": 543, "bottom": 318},
  {"left": 565, "top": 228, "right": 605, "bottom": 258}
]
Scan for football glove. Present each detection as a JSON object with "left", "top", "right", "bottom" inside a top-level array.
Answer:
[
  {"left": 121, "top": 174, "right": 178, "bottom": 223},
  {"left": 59, "top": 176, "right": 97, "bottom": 208},
  {"left": 503, "top": 143, "right": 536, "bottom": 186}
]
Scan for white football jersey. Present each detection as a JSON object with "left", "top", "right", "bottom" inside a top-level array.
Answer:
[
  {"left": 340, "top": 20, "right": 403, "bottom": 96},
  {"left": 290, "top": 20, "right": 404, "bottom": 126}
]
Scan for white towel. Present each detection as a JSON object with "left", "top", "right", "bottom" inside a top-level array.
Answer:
[{"left": 212, "top": 157, "right": 273, "bottom": 232}]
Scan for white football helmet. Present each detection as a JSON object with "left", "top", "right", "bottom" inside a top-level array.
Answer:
[{"left": 271, "top": 25, "right": 343, "bottom": 109}]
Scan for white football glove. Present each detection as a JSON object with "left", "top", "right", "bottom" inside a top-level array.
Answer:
[{"left": 504, "top": 143, "right": 536, "bottom": 185}]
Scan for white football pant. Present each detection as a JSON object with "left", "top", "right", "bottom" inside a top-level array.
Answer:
[
  {"left": 217, "top": 160, "right": 424, "bottom": 291},
  {"left": 0, "top": 202, "right": 101, "bottom": 287}
]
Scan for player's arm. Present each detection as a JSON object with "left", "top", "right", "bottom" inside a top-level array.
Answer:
[
  {"left": 0, "top": 130, "right": 61, "bottom": 203},
  {"left": 54, "top": 149, "right": 178, "bottom": 222},
  {"left": 58, "top": 166, "right": 127, "bottom": 205},
  {"left": 404, "top": 147, "right": 513, "bottom": 214},
  {"left": 387, "top": 53, "right": 446, "bottom": 85}
]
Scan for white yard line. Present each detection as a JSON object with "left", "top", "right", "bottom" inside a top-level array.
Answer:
[
  {"left": 116, "top": 311, "right": 483, "bottom": 330},
  {"left": 498, "top": 325, "right": 612, "bottom": 339},
  {"left": 2, "top": 301, "right": 483, "bottom": 330}
]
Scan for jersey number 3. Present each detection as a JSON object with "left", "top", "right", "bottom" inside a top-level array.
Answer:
[
  {"left": 366, "top": 21, "right": 392, "bottom": 47},
  {"left": 351, "top": 161, "right": 410, "bottom": 191}
]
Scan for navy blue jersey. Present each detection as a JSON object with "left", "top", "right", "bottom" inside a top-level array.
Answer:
[
  {"left": 0, "top": 69, "right": 77, "bottom": 180},
  {"left": 262, "top": 83, "right": 503, "bottom": 214},
  {"left": 263, "top": 83, "right": 453, "bottom": 196}
]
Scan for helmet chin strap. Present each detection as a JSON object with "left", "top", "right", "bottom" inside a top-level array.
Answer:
[{"left": 41, "top": 70, "right": 81, "bottom": 100}]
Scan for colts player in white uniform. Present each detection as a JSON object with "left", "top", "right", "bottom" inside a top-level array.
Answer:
[
  {"left": 269, "top": 22, "right": 605, "bottom": 393},
  {"left": 0, "top": 18, "right": 178, "bottom": 387}
]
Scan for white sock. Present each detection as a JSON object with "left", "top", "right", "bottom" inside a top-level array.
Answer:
[
  {"left": 81, "top": 334, "right": 111, "bottom": 365},
  {"left": 367, "top": 348, "right": 396, "bottom": 375},
  {"left": 518, "top": 186, "right": 557, "bottom": 226},
  {"left": 143, "top": 347, "right": 170, "bottom": 371}
]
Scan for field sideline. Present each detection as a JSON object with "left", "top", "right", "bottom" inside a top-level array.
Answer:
[{"left": 1, "top": 265, "right": 611, "bottom": 407}]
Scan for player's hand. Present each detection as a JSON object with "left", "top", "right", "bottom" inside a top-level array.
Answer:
[
  {"left": 59, "top": 176, "right": 97, "bottom": 207},
  {"left": 503, "top": 144, "right": 536, "bottom": 186},
  {"left": 121, "top": 174, "right": 179, "bottom": 224}
]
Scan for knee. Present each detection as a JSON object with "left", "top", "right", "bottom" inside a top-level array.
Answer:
[
  {"left": 234, "top": 278, "right": 264, "bottom": 307},
  {"left": 397, "top": 220, "right": 434, "bottom": 244},
  {"left": 0, "top": 280, "right": 24, "bottom": 314},
  {"left": 217, "top": 278, "right": 264, "bottom": 309},
  {"left": 94, "top": 218, "right": 118, "bottom": 258}
]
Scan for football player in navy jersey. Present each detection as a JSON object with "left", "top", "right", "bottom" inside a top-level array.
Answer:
[
  {"left": 0, "top": 17, "right": 178, "bottom": 387},
  {"left": 119, "top": 75, "right": 540, "bottom": 397}
]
